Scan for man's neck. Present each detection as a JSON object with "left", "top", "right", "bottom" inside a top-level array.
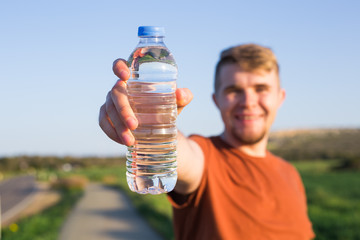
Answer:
[{"left": 220, "top": 132, "right": 269, "bottom": 158}]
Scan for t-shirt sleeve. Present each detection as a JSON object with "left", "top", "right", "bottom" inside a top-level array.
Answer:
[
  {"left": 167, "top": 135, "right": 209, "bottom": 209},
  {"left": 291, "top": 165, "right": 308, "bottom": 205}
]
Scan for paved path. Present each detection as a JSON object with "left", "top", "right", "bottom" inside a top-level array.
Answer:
[
  {"left": 58, "top": 183, "right": 163, "bottom": 240},
  {"left": 0, "top": 175, "right": 37, "bottom": 224}
]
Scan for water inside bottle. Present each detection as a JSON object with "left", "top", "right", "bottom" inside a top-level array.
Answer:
[{"left": 126, "top": 79, "right": 177, "bottom": 194}]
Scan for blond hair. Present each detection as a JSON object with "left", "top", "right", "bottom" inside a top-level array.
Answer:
[{"left": 214, "top": 44, "right": 279, "bottom": 93}]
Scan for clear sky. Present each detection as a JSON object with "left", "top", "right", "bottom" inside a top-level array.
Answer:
[{"left": 0, "top": 0, "right": 359, "bottom": 157}]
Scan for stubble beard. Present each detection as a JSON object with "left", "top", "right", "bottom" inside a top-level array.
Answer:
[{"left": 231, "top": 126, "right": 267, "bottom": 145}]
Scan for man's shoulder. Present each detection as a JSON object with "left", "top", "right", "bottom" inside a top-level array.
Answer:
[
  {"left": 267, "top": 151, "right": 298, "bottom": 171},
  {"left": 189, "top": 134, "right": 207, "bottom": 141},
  {"left": 189, "top": 134, "right": 220, "bottom": 146},
  {"left": 189, "top": 135, "right": 225, "bottom": 158}
]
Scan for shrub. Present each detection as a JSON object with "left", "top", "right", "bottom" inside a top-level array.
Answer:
[{"left": 50, "top": 175, "right": 88, "bottom": 191}]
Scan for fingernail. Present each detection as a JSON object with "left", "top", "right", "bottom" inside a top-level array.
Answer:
[
  {"left": 181, "top": 90, "right": 188, "bottom": 101},
  {"left": 126, "top": 117, "right": 138, "bottom": 130},
  {"left": 120, "top": 70, "right": 129, "bottom": 80}
]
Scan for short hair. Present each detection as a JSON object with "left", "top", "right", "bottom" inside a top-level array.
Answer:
[{"left": 214, "top": 44, "right": 280, "bottom": 93}]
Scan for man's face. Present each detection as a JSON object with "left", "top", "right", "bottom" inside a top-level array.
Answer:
[{"left": 213, "top": 64, "right": 285, "bottom": 145}]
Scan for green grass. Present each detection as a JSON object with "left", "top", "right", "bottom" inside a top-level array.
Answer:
[
  {"left": 293, "top": 160, "right": 360, "bottom": 240},
  {"left": 1, "top": 188, "right": 83, "bottom": 240}
]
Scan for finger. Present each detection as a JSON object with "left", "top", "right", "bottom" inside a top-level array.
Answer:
[
  {"left": 105, "top": 92, "right": 136, "bottom": 146},
  {"left": 99, "top": 104, "right": 123, "bottom": 144},
  {"left": 113, "top": 58, "right": 130, "bottom": 81},
  {"left": 111, "top": 80, "right": 138, "bottom": 130},
  {"left": 176, "top": 88, "right": 193, "bottom": 115}
]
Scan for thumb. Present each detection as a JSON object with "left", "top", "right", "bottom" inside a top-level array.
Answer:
[
  {"left": 113, "top": 58, "right": 130, "bottom": 81},
  {"left": 176, "top": 88, "right": 193, "bottom": 115}
]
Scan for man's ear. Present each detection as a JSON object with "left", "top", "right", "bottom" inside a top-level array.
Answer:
[
  {"left": 278, "top": 88, "right": 286, "bottom": 107},
  {"left": 212, "top": 93, "right": 219, "bottom": 109}
]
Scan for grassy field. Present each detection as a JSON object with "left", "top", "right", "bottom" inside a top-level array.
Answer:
[
  {"left": 293, "top": 160, "right": 360, "bottom": 240},
  {"left": 1, "top": 159, "right": 359, "bottom": 240}
]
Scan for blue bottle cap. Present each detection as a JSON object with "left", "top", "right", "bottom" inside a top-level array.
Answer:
[{"left": 138, "top": 26, "right": 165, "bottom": 37}]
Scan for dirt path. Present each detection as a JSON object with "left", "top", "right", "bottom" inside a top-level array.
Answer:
[
  {"left": 0, "top": 175, "right": 37, "bottom": 225},
  {"left": 58, "top": 183, "right": 163, "bottom": 240}
]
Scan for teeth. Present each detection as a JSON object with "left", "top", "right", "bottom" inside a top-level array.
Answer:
[{"left": 241, "top": 116, "right": 257, "bottom": 120}]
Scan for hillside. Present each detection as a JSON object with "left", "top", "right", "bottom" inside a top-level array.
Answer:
[
  {"left": 268, "top": 128, "right": 360, "bottom": 161},
  {"left": 1, "top": 128, "right": 359, "bottom": 171}
]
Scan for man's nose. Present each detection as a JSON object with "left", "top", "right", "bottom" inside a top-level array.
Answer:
[{"left": 238, "top": 90, "right": 257, "bottom": 108}]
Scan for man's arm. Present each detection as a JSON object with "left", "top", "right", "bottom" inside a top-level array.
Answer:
[
  {"left": 175, "top": 132, "right": 204, "bottom": 194},
  {"left": 98, "top": 59, "right": 204, "bottom": 195}
]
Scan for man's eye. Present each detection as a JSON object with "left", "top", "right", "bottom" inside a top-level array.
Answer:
[
  {"left": 256, "top": 85, "right": 268, "bottom": 92},
  {"left": 231, "top": 89, "right": 241, "bottom": 93},
  {"left": 225, "top": 88, "right": 242, "bottom": 94}
]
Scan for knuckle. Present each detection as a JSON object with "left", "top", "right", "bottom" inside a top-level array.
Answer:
[
  {"left": 111, "top": 80, "right": 126, "bottom": 95},
  {"left": 106, "top": 91, "right": 111, "bottom": 99},
  {"left": 113, "top": 120, "right": 123, "bottom": 130},
  {"left": 104, "top": 100, "right": 112, "bottom": 113},
  {"left": 99, "top": 105, "right": 107, "bottom": 124},
  {"left": 118, "top": 104, "right": 133, "bottom": 117},
  {"left": 110, "top": 85, "right": 118, "bottom": 94}
]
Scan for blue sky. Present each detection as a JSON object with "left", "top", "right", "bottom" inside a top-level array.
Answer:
[{"left": 0, "top": 0, "right": 359, "bottom": 156}]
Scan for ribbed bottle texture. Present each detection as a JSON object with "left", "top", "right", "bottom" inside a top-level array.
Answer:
[{"left": 126, "top": 27, "right": 178, "bottom": 194}]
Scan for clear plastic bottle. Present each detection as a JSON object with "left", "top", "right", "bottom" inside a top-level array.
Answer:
[{"left": 126, "top": 26, "right": 178, "bottom": 194}]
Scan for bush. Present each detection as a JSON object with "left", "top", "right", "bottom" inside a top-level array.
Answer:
[
  {"left": 333, "top": 156, "right": 360, "bottom": 171},
  {"left": 51, "top": 175, "right": 89, "bottom": 191},
  {"left": 0, "top": 156, "right": 126, "bottom": 173},
  {"left": 269, "top": 128, "right": 360, "bottom": 161}
]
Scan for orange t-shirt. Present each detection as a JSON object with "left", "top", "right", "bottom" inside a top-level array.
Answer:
[{"left": 168, "top": 135, "right": 315, "bottom": 240}]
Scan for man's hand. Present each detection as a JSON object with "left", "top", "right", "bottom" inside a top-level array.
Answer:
[{"left": 99, "top": 58, "right": 193, "bottom": 146}]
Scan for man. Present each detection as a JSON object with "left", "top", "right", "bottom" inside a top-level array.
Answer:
[{"left": 99, "top": 44, "right": 315, "bottom": 239}]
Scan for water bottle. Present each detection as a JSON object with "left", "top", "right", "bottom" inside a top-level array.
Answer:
[{"left": 126, "top": 26, "right": 178, "bottom": 194}]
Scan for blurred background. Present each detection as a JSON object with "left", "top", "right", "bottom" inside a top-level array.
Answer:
[
  {"left": 1, "top": 0, "right": 359, "bottom": 156},
  {"left": 0, "top": 0, "right": 359, "bottom": 240}
]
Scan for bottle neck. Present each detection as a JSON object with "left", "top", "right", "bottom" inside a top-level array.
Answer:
[{"left": 138, "top": 36, "right": 165, "bottom": 47}]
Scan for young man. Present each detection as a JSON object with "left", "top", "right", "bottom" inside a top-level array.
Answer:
[{"left": 99, "top": 44, "right": 315, "bottom": 240}]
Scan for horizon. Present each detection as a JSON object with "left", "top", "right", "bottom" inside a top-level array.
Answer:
[{"left": 1, "top": 127, "right": 358, "bottom": 158}]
